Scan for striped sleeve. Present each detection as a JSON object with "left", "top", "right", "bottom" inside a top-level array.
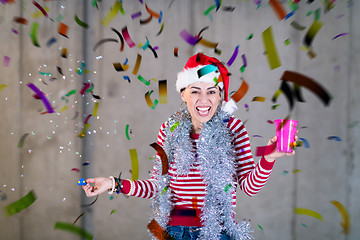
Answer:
[
  {"left": 126, "top": 121, "right": 168, "bottom": 199},
  {"left": 228, "top": 117, "right": 275, "bottom": 197}
]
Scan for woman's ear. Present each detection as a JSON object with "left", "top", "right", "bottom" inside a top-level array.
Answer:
[{"left": 181, "top": 90, "right": 186, "bottom": 102}]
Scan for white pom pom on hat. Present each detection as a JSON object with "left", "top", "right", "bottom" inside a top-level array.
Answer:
[{"left": 176, "top": 53, "right": 237, "bottom": 114}]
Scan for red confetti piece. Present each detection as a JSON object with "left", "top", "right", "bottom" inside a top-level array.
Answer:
[{"left": 71, "top": 168, "right": 80, "bottom": 173}]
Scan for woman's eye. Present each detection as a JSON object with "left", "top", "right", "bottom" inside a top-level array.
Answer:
[
  {"left": 191, "top": 91, "right": 199, "bottom": 94},
  {"left": 208, "top": 91, "right": 216, "bottom": 94}
]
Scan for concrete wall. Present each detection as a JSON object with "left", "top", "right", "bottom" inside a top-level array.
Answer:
[{"left": 0, "top": 0, "right": 359, "bottom": 239}]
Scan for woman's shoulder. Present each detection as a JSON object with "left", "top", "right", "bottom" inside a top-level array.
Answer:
[{"left": 226, "top": 116, "right": 246, "bottom": 134}]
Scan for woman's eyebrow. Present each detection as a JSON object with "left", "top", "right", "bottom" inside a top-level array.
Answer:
[
  {"left": 190, "top": 87, "right": 201, "bottom": 90},
  {"left": 207, "top": 86, "right": 217, "bottom": 90}
]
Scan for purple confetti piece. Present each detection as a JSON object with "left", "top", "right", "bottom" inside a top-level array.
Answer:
[
  {"left": 332, "top": 32, "right": 349, "bottom": 40},
  {"left": 131, "top": 11, "right": 142, "bottom": 19},
  {"left": 179, "top": 29, "right": 199, "bottom": 45},
  {"left": 227, "top": 45, "right": 239, "bottom": 66},
  {"left": 12, "top": 28, "right": 19, "bottom": 34},
  {"left": 27, "top": 83, "right": 55, "bottom": 113},
  {"left": 241, "top": 54, "right": 247, "bottom": 67},
  {"left": 153, "top": 46, "right": 159, "bottom": 50},
  {"left": 3, "top": 56, "right": 10, "bottom": 67}
]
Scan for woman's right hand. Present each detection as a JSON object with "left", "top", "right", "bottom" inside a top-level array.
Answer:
[{"left": 82, "top": 177, "right": 113, "bottom": 197}]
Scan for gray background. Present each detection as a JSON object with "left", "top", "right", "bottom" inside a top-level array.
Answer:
[{"left": 0, "top": 0, "right": 359, "bottom": 239}]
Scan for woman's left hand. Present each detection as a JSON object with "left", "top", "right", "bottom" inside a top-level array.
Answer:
[{"left": 264, "top": 131, "right": 298, "bottom": 162}]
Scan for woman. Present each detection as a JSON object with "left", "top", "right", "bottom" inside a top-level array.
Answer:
[{"left": 82, "top": 53, "right": 297, "bottom": 240}]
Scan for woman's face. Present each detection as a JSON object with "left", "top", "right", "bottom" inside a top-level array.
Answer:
[{"left": 181, "top": 82, "right": 221, "bottom": 132}]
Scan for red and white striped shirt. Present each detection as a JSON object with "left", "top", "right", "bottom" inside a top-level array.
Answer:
[{"left": 121, "top": 117, "right": 274, "bottom": 226}]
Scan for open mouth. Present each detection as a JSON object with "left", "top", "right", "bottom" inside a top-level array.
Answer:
[{"left": 196, "top": 107, "right": 211, "bottom": 116}]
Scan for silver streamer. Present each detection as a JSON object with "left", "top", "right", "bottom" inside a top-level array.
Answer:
[{"left": 149, "top": 108, "right": 253, "bottom": 240}]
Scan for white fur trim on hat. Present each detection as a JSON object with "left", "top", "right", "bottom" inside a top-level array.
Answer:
[
  {"left": 221, "top": 98, "right": 238, "bottom": 114},
  {"left": 176, "top": 65, "right": 221, "bottom": 92}
]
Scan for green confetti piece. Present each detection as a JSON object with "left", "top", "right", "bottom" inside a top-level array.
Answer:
[
  {"left": 110, "top": 209, "right": 116, "bottom": 214},
  {"left": 170, "top": 121, "right": 180, "bottom": 132},
  {"left": 151, "top": 99, "right": 159, "bottom": 110},
  {"left": 284, "top": 38, "right": 291, "bottom": 46},
  {"left": 314, "top": 8, "right": 321, "bottom": 21},
  {"left": 137, "top": 75, "right": 151, "bottom": 86},
  {"left": 30, "top": 22, "right": 40, "bottom": 47},
  {"left": 271, "top": 104, "right": 280, "bottom": 110},
  {"left": 257, "top": 224, "right": 263, "bottom": 231},
  {"left": 74, "top": 15, "right": 89, "bottom": 29},
  {"left": 161, "top": 186, "right": 169, "bottom": 195},
  {"left": 39, "top": 71, "right": 52, "bottom": 76},
  {"left": 204, "top": 5, "right": 216, "bottom": 16},
  {"left": 54, "top": 222, "right": 93, "bottom": 240},
  {"left": 282, "top": 170, "right": 289, "bottom": 176},
  {"left": 57, "top": 14, "right": 64, "bottom": 22},
  {"left": 4, "top": 190, "right": 37, "bottom": 217},
  {"left": 240, "top": 65, "right": 246, "bottom": 73},
  {"left": 306, "top": 10, "right": 313, "bottom": 16},
  {"left": 246, "top": 33, "right": 254, "bottom": 40},
  {"left": 125, "top": 124, "right": 131, "bottom": 140},
  {"left": 17, "top": 133, "right": 29, "bottom": 148},
  {"left": 65, "top": 89, "right": 77, "bottom": 97},
  {"left": 224, "top": 184, "right": 232, "bottom": 192},
  {"left": 348, "top": 121, "right": 359, "bottom": 128}
]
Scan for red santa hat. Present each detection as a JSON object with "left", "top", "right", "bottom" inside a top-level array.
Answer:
[{"left": 176, "top": 53, "right": 237, "bottom": 114}]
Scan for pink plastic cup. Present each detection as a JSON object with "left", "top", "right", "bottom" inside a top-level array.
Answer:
[{"left": 274, "top": 119, "right": 298, "bottom": 153}]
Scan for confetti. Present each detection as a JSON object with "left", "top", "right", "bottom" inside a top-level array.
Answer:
[
  {"left": 111, "top": 28, "right": 125, "bottom": 51},
  {"left": 290, "top": 21, "right": 306, "bottom": 30},
  {"left": 330, "top": 200, "right": 351, "bottom": 235},
  {"left": 303, "top": 20, "right": 323, "bottom": 50},
  {"left": 100, "top": 0, "right": 123, "bottom": 26},
  {"left": 54, "top": 222, "right": 93, "bottom": 240},
  {"left": 71, "top": 168, "right": 80, "bottom": 173},
  {"left": 122, "top": 26, "right": 136, "bottom": 48},
  {"left": 257, "top": 224, "right": 264, "bottom": 231},
  {"left": 268, "top": 0, "right": 287, "bottom": 20},
  {"left": 46, "top": 37, "right": 57, "bottom": 47},
  {"left": 280, "top": 71, "right": 331, "bottom": 106},
  {"left": 73, "top": 213, "right": 84, "bottom": 224},
  {"left": 13, "top": 17, "right": 28, "bottom": 25},
  {"left": 74, "top": 15, "right": 89, "bottom": 29},
  {"left": 159, "top": 80, "right": 168, "bottom": 104},
  {"left": 93, "top": 38, "right": 118, "bottom": 52},
  {"left": 145, "top": 3, "right": 161, "bottom": 18},
  {"left": 255, "top": 142, "right": 276, "bottom": 156},
  {"left": 240, "top": 54, "right": 247, "bottom": 72},
  {"left": 125, "top": 124, "right": 131, "bottom": 140},
  {"left": 30, "top": 22, "right": 40, "bottom": 47},
  {"left": 61, "top": 47, "right": 69, "bottom": 58},
  {"left": 197, "top": 65, "right": 218, "bottom": 78},
  {"left": 81, "top": 195, "right": 98, "bottom": 208},
  {"left": 145, "top": 90, "right": 159, "bottom": 109},
  {"left": 0, "top": 84, "right": 8, "bottom": 93},
  {"left": 138, "top": 75, "right": 150, "bottom": 86},
  {"left": 58, "top": 22, "right": 69, "bottom": 38},
  {"left": 4, "top": 190, "right": 37, "bottom": 217},
  {"left": 27, "top": 83, "right": 55, "bottom": 113},
  {"left": 32, "top": 1, "right": 48, "bottom": 17},
  {"left": 180, "top": 29, "right": 199, "bottom": 46},
  {"left": 224, "top": 184, "right": 232, "bottom": 192},
  {"left": 147, "top": 219, "right": 174, "bottom": 240},
  {"left": 129, "top": 149, "right": 139, "bottom": 181},
  {"left": 3, "top": 56, "right": 10, "bottom": 67},
  {"left": 294, "top": 208, "right": 323, "bottom": 221},
  {"left": 231, "top": 79, "right": 248, "bottom": 102},
  {"left": 150, "top": 142, "right": 169, "bottom": 175},
  {"left": 252, "top": 96, "right": 266, "bottom": 102},
  {"left": 132, "top": 54, "right": 142, "bottom": 75},
  {"left": 17, "top": 133, "right": 29, "bottom": 148},
  {"left": 262, "top": 26, "right": 281, "bottom": 70},
  {"left": 174, "top": 47, "right": 179, "bottom": 57},
  {"left": 170, "top": 121, "right": 180, "bottom": 132},
  {"left": 131, "top": 11, "right": 142, "bottom": 19},
  {"left": 327, "top": 136, "right": 342, "bottom": 141},
  {"left": 332, "top": 32, "right": 349, "bottom": 40},
  {"left": 227, "top": 45, "right": 239, "bottom": 67},
  {"left": 298, "top": 138, "right": 310, "bottom": 148}
]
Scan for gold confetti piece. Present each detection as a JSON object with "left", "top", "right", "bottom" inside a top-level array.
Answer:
[
  {"left": 294, "top": 208, "right": 323, "bottom": 221},
  {"left": 252, "top": 96, "right": 266, "bottom": 102},
  {"left": 262, "top": 26, "right": 282, "bottom": 70},
  {"left": 330, "top": 200, "right": 351, "bottom": 235}
]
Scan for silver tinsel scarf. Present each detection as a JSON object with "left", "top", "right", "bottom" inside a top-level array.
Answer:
[{"left": 150, "top": 108, "right": 253, "bottom": 240}]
